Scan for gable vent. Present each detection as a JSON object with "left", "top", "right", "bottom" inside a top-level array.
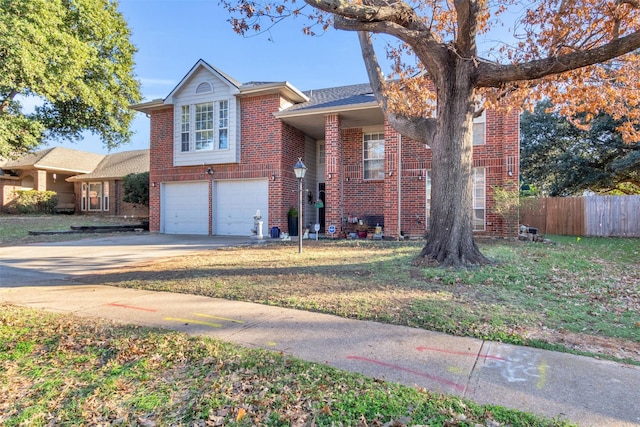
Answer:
[{"left": 196, "top": 82, "right": 213, "bottom": 94}]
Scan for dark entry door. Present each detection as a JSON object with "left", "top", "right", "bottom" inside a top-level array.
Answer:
[{"left": 318, "top": 183, "right": 325, "bottom": 232}]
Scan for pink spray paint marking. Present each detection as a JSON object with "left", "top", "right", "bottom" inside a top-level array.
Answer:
[
  {"left": 416, "top": 346, "right": 506, "bottom": 361},
  {"left": 107, "top": 303, "right": 157, "bottom": 312},
  {"left": 346, "top": 355, "right": 466, "bottom": 392}
]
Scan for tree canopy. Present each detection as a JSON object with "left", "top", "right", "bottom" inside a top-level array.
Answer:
[
  {"left": 0, "top": 0, "right": 141, "bottom": 158},
  {"left": 521, "top": 100, "right": 640, "bottom": 196},
  {"left": 224, "top": 0, "right": 640, "bottom": 266}
]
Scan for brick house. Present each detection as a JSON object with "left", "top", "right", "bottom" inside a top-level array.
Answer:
[
  {"left": 132, "top": 59, "right": 519, "bottom": 238},
  {"left": 67, "top": 149, "right": 150, "bottom": 218},
  {"left": 0, "top": 147, "right": 103, "bottom": 213},
  {"left": 0, "top": 147, "right": 149, "bottom": 217}
]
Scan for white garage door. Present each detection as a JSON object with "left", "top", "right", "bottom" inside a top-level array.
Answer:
[
  {"left": 162, "top": 182, "right": 209, "bottom": 235},
  {"left": 215, "top": 179, "right": 268, "bottom": 236}
]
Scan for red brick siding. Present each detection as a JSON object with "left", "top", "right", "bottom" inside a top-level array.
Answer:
[
  {"left": 146, "top": 89, "right": 519, "bottom": 238},
  {"left": 331, "top": 109, "right": 519, "bottom": 239},
  {"left": 148, "top": 107, "right": 174, "bottom": 232},
  {"left": 147, "top": 95, "right": 305, "bottom": 234},
  {"left": 324, "top": 114, "right": 343, "bottom": 233}
]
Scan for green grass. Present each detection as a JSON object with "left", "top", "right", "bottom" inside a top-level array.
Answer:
[
  {"left": 1, "top": 215, "right": 638, "bottom": 363},
  {"left": 0, "top": 214, "right": 143, "bottom": 246},
  {"left": 0, "top": 305, "right": 572, "bottom": 426}
]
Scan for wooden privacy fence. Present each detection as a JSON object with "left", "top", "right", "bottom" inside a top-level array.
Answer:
[{"left": 519, "top": 195, "right": 640, "bottom": 237}]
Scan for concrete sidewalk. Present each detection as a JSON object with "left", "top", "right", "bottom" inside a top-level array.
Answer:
[{"left": 1, "top": 283, "right": 639, "bottom": 426}]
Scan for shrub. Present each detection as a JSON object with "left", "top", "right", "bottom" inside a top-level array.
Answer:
[
  {"left": 13, "top": 190, "right": 58, "bottom": 214},
  {"left": 122, "top": 172, "right": 149, "bottom": 206}
]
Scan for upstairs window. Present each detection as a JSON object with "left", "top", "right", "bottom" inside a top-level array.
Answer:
[
  {"left": 473, "top": 110, "right": 486, "bottom": 145},
  {"left": 218, "top": 100, "right": 228, "bottom": 149},
  {"left": 179, "top": 100, "right": 230, "bottom": 152},
  {"left": 363, "top": 132, "right": 384, "bottom": 180},
  {"left": 180, "top": 106, "right": 190, "bottom": 152},
  {"left": 195, "top": 102, "right": 214, "bottom": 150}
]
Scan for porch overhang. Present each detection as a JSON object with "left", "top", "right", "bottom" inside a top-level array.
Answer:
[{"left": 274, "top": 102, "right": 383, "bottom": 140}]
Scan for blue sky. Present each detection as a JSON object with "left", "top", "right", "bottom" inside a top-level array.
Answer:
[{"left": 49, "top": 0, "right": 380, "bottom": 154}]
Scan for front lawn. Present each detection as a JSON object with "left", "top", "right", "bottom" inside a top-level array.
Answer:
[
  {"left": 76, "top": 235, "right": 640, "bottom": 364},
  {"left": 0, "top": 214, "right": 144, "bottom": 246}
]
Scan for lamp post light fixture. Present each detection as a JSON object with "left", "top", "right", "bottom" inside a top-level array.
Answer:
[{"left": 293, "top": 157, "right": 307, "bottom": 253}]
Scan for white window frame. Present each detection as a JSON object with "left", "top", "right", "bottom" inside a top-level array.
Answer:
[
  {"left": 318, "top": 143, "right": 325, "bottom": 165},
  {"left": 87, "top": 182, "right": 103, "bottom": 211},
  {"left": 472, "top": 167, "right": 486, "bottom": 231},
  {"left": 425, "top": 167, "right": 486, "bottom": 231},
  {"left": 425, "top": 171, "right": 432, "bottom": 228},
  {"left": 473, "top": 110, "right": 486, "bottom": 146},
  {"left": 81, "top": 183, "right": 87, "bottom": 211},
  {"left": 178, "top": 99, "right": 231, "bottom": 153},
  {"left": 218, "top": 100, "right": 229, "bottom": 149},
  {"left": 180, "top": 105, "right": 190, "bottom": 152},
  {"left": 363, "top": 131, "right": 385, "bottom": 180},
  {"left": 103, "top": 182, "right": 109, "bottom": 212},
  {"left": 195, "top": 102, "right": 214, "bottom": 151}
]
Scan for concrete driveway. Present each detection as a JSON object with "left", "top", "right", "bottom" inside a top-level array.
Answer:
[{"left": 0, "top": 233, "right": 254, "bottom": 287}]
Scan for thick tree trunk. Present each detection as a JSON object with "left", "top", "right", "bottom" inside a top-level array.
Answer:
[{"left": 415, "top": 63, "right": 491, "bottom": 267}]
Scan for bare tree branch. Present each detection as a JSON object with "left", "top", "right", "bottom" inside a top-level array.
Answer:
[
  {"left": 477, "top": 30, "right": 640, "bottom": 87},
  {"left": 619, "top": 0, "right": 640, "bottom": 7},
  {"left": 357, "top": 31, "right": 436, "bottom": 142},
  {"left": 304, "top": 0, "right": 428, "bottom": 32},
  {"left": 334, "top": 14, "right": 416, "bottom": 38},
  {"left": 453, "top": 0, "right": 478, "bottom": 57}
]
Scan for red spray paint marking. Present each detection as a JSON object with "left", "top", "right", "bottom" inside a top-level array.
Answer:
[
  {"left": 416, "top": 346, "right": 506, "bottom": 361},
  {"left": 346, "top": 355, "right": 466, "bottom": 392},
  {"left": 107, "top": 303, "right": 157, "bottom": 313}
]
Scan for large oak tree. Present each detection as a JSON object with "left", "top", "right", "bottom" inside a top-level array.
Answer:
[
  {"left": 0, "top": 0, "right": 141, "bottom": 158},
  {"left": 224, "top": 0, "right": 640, "bottom": 267}
]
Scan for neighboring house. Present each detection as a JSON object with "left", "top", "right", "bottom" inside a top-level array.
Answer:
[
  {"left": 132, "top": 59, "right": 519, "bottom": 238},
  {"left": 67, "top": 149, "right": 150, "bottom": 218},
  {"left": 0, "top": 147, "right": 104, "bottom": 213},
  {"left": 0, "top": 147, "right": 149, "bottom": 217}
]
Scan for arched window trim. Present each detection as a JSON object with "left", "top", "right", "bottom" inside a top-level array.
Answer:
[{"left": 195, "top": 81, "right": 213, "bottom": 94}]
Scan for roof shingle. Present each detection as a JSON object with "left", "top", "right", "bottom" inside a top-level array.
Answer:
[
  {"left": 282, "top": 83, "right": 375, "bottom": 113},
  {"left": 67, "top": 149, "right": 149, "bottom": 181},
  {"left": 3, "top": 147, "right": 105, "bottom": 173}
]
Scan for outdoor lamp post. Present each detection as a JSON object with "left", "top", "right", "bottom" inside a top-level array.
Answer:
[{"left": 293, "top": 157, "right": 307, "bottom": 253}]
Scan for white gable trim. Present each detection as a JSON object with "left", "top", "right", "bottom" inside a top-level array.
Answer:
[{"left": 164, "top": 59, "right": 240, "bottom": 105}]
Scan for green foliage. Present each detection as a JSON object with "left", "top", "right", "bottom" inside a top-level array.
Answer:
[
  {"left": 287, "top": 206, "right": 298, "bottom": 217},
  {"left": 520, "top": 100, "right": 640, "bottom": 195},
  {"left": 12, "top": 190, "right": 58, "bottom": 214},
  {"left": 519, "top": 183, "right": 541, "bottom": 198},
  {"left": 492, "top": 186, "right": 520, "bottom": 219},
  {"left": 122, "top": 172, "right": 149, "bottom": 206},
  {"left": 0, "top": 0, "right": 141, "bottom": 158}
]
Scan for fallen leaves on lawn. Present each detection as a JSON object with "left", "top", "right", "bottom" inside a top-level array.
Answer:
[{"left": 1, "top": 304, "right": 568, "bottom": 426}]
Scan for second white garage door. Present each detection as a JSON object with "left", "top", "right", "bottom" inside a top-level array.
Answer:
[{"left": 214, "top": 179, "right": 268, "bottom": 236}]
